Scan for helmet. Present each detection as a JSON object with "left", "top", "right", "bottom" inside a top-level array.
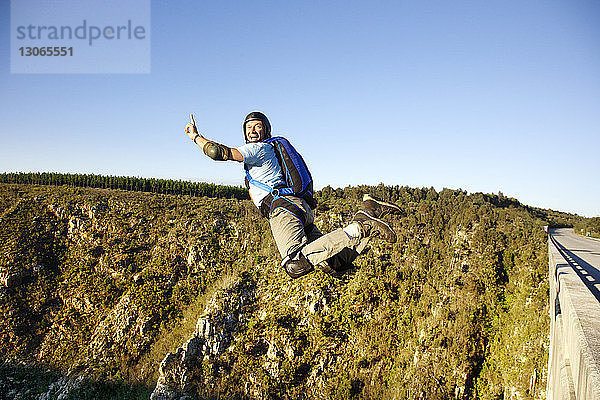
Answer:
[{"left": 243, "top": 111, "right": 271, "bottom": 143}]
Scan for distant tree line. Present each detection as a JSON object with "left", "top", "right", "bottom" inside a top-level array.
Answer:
[
  {"left": 0, "top": 172, "right": 249, "bottom": 200},
  {"left": 574, "top": 217, "right": 600, "bottom": 239},
  {"left": 317, "top": 183, "right": 523, "bottom": 208}
]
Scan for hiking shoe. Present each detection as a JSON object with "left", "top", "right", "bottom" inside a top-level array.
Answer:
[
  {"left": 362, "top": 194, "right": 402, "bottom": 219},
  {"left": 352, "top": 211, "right": 397, "bottom": 243}
]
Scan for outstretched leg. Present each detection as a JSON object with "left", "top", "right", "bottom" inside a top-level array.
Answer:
[{"left": 269, "top": 194, "right": 399, "bottom": 279}]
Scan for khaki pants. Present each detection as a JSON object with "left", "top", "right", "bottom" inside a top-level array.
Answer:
[{"left": 268, "top": 196, "right": 369, "bottom": 270}]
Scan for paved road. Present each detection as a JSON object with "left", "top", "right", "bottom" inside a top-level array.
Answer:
[{"left": 551, "top": 228, "right": 600, "bottom": 302}]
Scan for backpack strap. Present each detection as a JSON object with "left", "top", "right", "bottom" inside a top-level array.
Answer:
[
  {"left": 270, "top": 196, "right": 307, "bottom": 225},
  {"left": 245, "top": 164, "right": 296, "bottom": 196},
  {"left": 246, "top": 168, "right": 306, "bottom": 224},
  {"left": 244, "top": 142, "right": 308, "bottom": 223},
  {"left": 245, "top": 168, "right": 273, "bottom": 193}
]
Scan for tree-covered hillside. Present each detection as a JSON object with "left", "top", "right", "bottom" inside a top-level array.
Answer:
[
  {"left": 573, "top": 217, "right": 600, "bottom": 239},
  {"left": 0, "top": 182, "right": 581, "bottom": 399}
]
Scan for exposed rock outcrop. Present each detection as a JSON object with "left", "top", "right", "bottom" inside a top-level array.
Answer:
[{"left": 151, "top": 275, "right": 256, "bottom": 400}]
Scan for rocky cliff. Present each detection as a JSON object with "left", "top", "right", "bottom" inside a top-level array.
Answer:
[{"left": 0, "top": 183, "right": 558, "bottom": 399}]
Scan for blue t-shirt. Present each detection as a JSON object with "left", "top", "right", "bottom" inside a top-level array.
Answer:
[{"left": 237, "top": 142, "right": 285, "bottom": 208}]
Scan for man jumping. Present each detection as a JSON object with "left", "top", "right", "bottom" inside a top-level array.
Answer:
[{"left": 185, "top": 111, "right": 401, "bottom": 278}]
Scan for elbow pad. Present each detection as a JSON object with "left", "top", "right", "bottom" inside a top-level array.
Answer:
[{"left": 203, "top": 141, "right": 231, "bottom": 161}]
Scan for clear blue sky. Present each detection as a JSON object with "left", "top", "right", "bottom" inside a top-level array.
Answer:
[{"left": 1, "top": 1, "right": 599, "bottom": 217}]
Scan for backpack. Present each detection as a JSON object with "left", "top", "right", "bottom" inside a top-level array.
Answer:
[{"left": 245, "top": 136, "right": 317, "bottom": 221}]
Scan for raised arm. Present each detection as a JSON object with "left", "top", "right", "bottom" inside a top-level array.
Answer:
[{"left": 185, "top": 115, "right": 243, "bottom": 162}]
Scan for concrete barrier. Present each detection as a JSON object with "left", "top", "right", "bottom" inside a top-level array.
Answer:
[{"left": 547, "top": 231, "right": 600, "bottom": 399}]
